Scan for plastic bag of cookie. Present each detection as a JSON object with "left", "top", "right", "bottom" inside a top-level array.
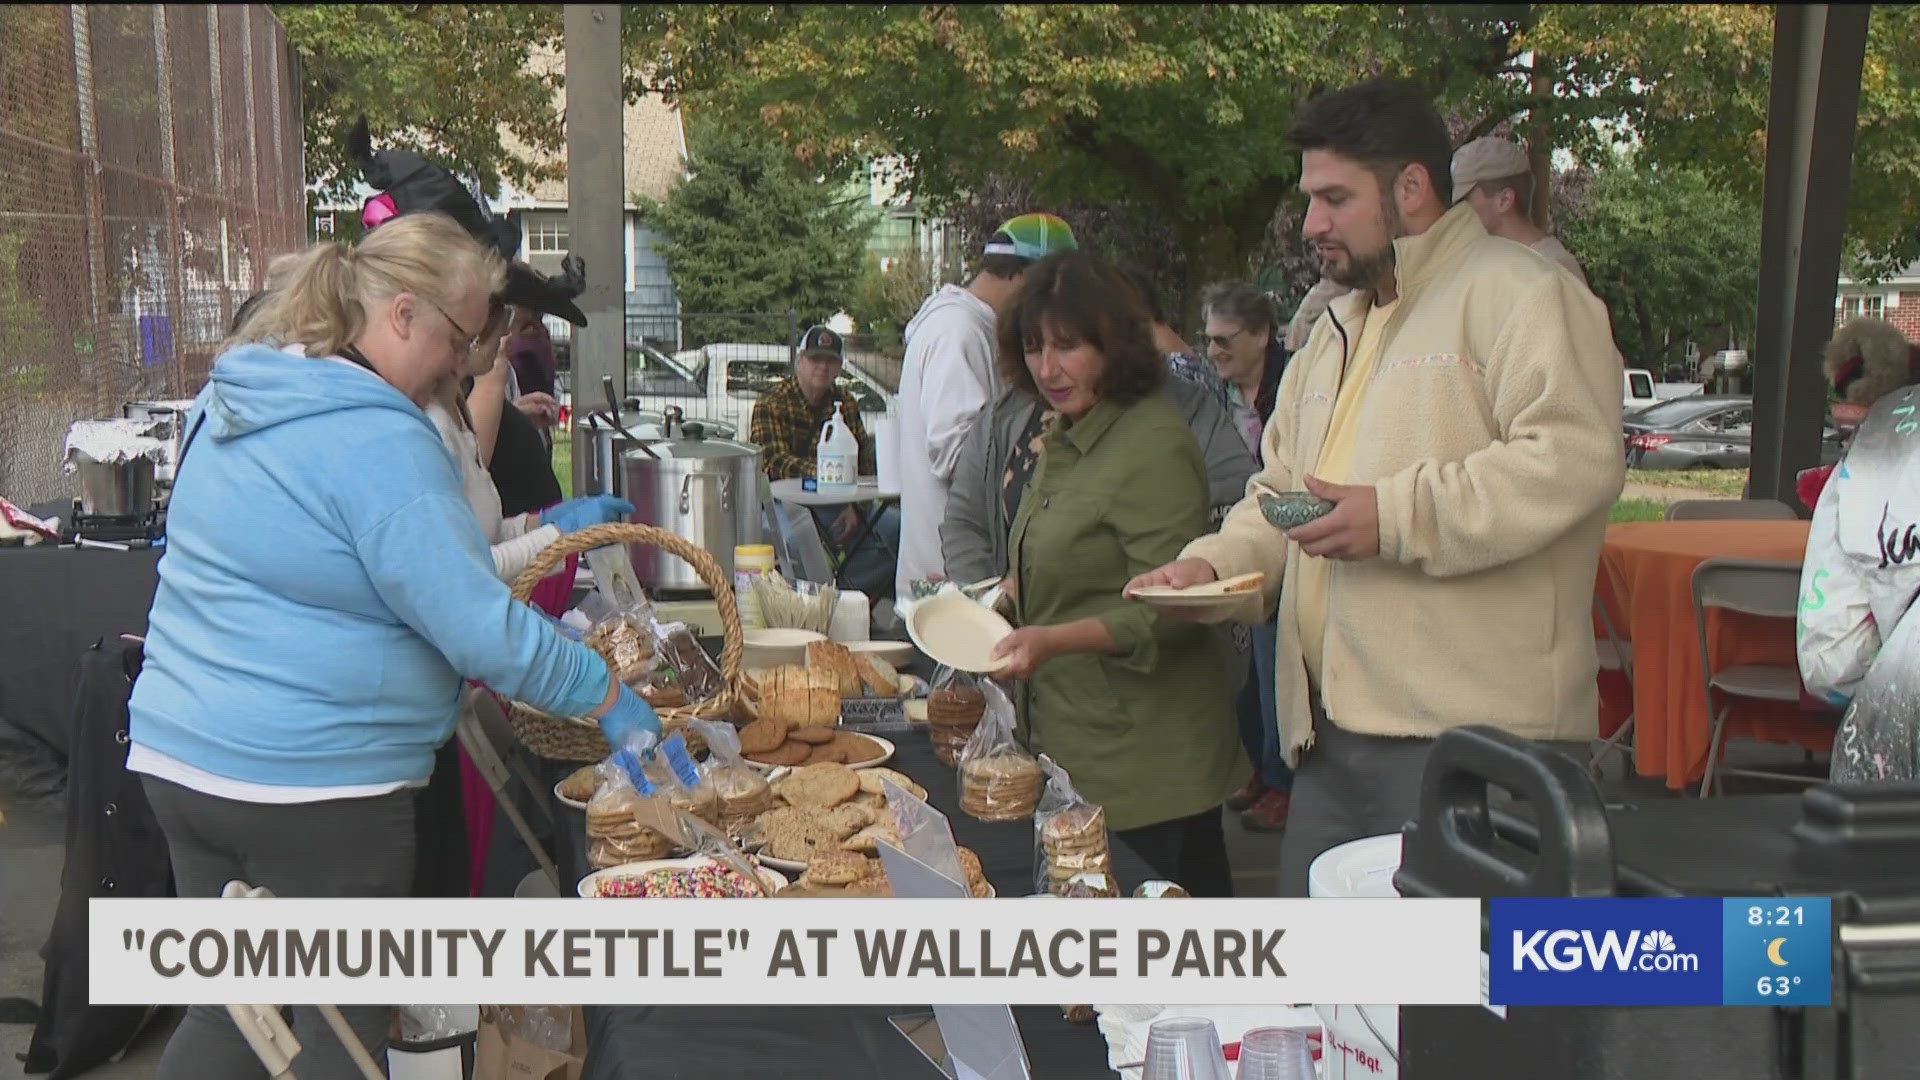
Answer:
[
  {"left": 690, "top": 719, "right": 772, "bottom": 833},
  {"left": 584, "top": 760, "right": 673, "bottom": 870},
  {"left": 955, "top": 681, "right": 1042, "bottom": 823},
  {"left": 926, "top": 667, "right": 987, "bottom": 767},
  {"left": 584, "top": 598, "right": 658, "bottom": 689},
  {"left": 1031, "top": 755, "right": 1114, "bottom": 897}
]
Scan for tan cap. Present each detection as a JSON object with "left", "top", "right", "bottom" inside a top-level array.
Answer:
[{"left": 1450, "top": 137, "right": 1530, "bottom": 204}]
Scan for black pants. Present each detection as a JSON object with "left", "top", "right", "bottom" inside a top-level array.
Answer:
[
  {"left": 1115, "top": 805, "right": 1233, "bottom": 897},
  {"left": 141, "top": 774, "right": 416, "bottom": 1079}
]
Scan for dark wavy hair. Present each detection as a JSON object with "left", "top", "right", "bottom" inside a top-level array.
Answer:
[{"left": 996, "top": 252, "right": 1163, "bottom": 407}]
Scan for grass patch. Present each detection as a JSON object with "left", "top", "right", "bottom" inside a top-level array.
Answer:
[
  {"left": 551, "top": 430, "right": 571, "bottom": 494},
  {"left": 1610, "top": 497, "right": 1667, "bottom": 524},
  {"left": 1625, "top": 468, "right": 1747, "bottom": 497}
]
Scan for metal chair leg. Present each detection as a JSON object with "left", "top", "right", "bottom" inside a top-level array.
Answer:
[
  {"left": 1699, "top": 705, "right": 1731, "bottom": 798},
  {"left": 1589, "top": 714, "right": 1636, "bottom": 775}
]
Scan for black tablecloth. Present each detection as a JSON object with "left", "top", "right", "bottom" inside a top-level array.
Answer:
[
  {"left": 549, "top": 728, "right": 1148, "bottom": 1079},
  {"left": 0, "top": 546, "right": 162, "bottom": 756}
]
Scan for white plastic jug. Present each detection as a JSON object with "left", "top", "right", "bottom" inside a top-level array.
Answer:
[{"left": 816, "top": 409, "right": 858, "bottom": 495}]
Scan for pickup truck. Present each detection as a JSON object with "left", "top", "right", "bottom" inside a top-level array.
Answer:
[{"left": 560, "top": 340, "right": 894, "bottom": 440}]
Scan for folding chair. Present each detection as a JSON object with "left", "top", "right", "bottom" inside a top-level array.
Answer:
[
  {"left": 455, "top": 688, "right": 561, "bottom": 893},
  {"left": 1691, "top": 557, "right": 1828, "bottom": 797},
  {"left": 222, "top": 882, "right": 384, "bottom": 1080},
  {"left": 761, "top": 474, "right": 836, "bottom": 585},
  {"left": 1587, "top": 573, "right": 1636, "bottom": 775},
  {"left": 1664, "top": 498, "right": 1799, "bottom": 522}
]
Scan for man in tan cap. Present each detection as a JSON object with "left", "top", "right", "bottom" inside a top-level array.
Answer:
[{"left": 1452, "top": 136, "right": 1588, "bottom": 286}]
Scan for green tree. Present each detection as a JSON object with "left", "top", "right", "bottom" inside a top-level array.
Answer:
[
  {"left": 1558, "top": 159, "right": 1761, "bottom": 366},
  {"left": 623, "top": 4, "right": 1380, "bottom": 321},
  {"left": 638, "top": 130, "right": 873, "bottom": 345},
  {"left": 275, "top": 4, "right": 566, "bottom": 202}
]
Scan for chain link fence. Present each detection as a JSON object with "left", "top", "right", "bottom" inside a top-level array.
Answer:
[{"left": 0, "top": 4, "right": 303, "bottom": 507}]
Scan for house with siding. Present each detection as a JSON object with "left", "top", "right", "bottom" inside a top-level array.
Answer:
[{"left": 1836, "top": 260, "right": 1920, "bottom": 341}]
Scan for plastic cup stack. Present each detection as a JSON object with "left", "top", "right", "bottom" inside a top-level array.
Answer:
[
  {"left": 1234, "top": 1027, "right": 1316, "bottom": 1080},
  {"left": 1141, "top": 1016, "right": 1232, "bottom": 1080}
]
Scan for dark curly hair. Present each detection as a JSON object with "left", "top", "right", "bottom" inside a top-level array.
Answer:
[{"left": 996, "top": 252, "right": 1163, "bottom": 407}]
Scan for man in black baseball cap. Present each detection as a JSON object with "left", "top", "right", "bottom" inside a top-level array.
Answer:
[{"left": 750, "top": 325, "right": 900, "bottom": 596}]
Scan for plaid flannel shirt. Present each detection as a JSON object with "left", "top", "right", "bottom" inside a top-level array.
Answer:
[{"left": 750, "top": 377, "right": 876, "bottom": 481}]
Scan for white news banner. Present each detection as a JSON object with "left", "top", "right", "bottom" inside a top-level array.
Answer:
[{"left": 90, "top": 898, "right": 1480, "bottom": 1007}]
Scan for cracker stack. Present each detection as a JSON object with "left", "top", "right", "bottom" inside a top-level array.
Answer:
[{"left": 586, "top": 792, "right": 672, "bottom": 869}]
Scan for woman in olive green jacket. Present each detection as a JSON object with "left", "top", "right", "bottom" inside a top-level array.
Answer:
[{"left": 986, "top": 253, "right": 1246, "bottom": 896}]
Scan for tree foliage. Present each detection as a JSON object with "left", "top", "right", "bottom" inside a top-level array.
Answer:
[
  {"left": 637, "top": 130, "right": 873, "bottom": 346},
  {"left": 1558, "top": 159, "right": 1760, "bottom": 365},
  {"left": 275, "top": 4, "right": 565, "bottom": 203}
]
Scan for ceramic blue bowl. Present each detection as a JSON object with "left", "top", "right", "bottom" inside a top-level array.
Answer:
[{"left": 1258, "top": 490, "right": 1335, "bottom": 531}]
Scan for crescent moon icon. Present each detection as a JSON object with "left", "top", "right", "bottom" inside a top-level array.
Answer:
[{"left": 1766, "top": 938, "right": 1789, "bottom": 967}]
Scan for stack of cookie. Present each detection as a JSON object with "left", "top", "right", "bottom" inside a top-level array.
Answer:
[
  {"left": 959, "top": 754, "right": 1044, "bottom": 822},
  {"left": 927, "top": 685, "right": 986, "bottom": 767},
  {"left": 708, "top": 766, "right": 773, "bottom": 832},
  {"left": 585, "top": 789, "right": 672, "bottom": 869},
  {"left": 585, "top": 615, "right": 654, "bottom": 687},
  {"left": 735, "top": 714, "right": 889, "bottom": 768},
  {"left": 1040, "top": 804, "right": 1113, "bottom": 895}
]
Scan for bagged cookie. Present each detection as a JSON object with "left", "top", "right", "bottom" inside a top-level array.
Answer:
[
  {"left": 652, "top": 620, "right": 725, "bottom": 706},
  {"left": 927, "top": 666, "right": 987, "bottom": 767},
  {"left": 585, "top": 601, "right": 657, "bottom": 688},
  {"left": 637, "top": 732, "right": 720, "bottom": 828},
  {"left": 585, "top": 760, "right": 672, "bottom": 869},
  {"left": 1032, "top": 755, "right": 1115, "bottom": 897},
  {"left": 956, "top": 681, "right": 1042, "bottom": 822},
  {"left": 691, "top": 718, "right": 772, "bottom": 833}
]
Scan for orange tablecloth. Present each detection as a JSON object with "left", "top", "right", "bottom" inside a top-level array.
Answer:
[{"left": 1597, "top": 520, "right": 1834, "bottom": 789}]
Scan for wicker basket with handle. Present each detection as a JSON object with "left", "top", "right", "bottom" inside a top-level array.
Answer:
[{"left": 506, "top": 523, "right": 747, "bottom": 762}]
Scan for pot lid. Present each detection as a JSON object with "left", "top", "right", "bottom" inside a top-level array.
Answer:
[{"left": 622, "top": 438, "right": 756, "bottom": 461}]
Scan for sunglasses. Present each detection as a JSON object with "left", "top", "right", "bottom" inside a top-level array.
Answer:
[{"left": 1206, "top": 327, "right": 1247, "bottom": 350}]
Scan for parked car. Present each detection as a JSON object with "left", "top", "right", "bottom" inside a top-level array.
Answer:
[
  {"left": 1623, "top": 368, "right": 1658, "bottom": 412},
  {"left": 1623, "top": 394, "right": 1846, "bottom": 470}
]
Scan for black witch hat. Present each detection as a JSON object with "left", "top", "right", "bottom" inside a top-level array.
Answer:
[{"left": 348, "top": 117, "right": 589, "bottom": 326}]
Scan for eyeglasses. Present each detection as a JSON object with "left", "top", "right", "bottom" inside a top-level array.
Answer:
[
  {"left": 421, "top": 296, "right": 482, "bottom": 359},
  {"left": 1206, "top": 328, "right": 1247, "bottom": 350}
]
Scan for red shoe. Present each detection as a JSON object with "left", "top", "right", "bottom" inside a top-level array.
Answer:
[
  {"left": 1239, "top": 789, "right": 1292, "bottom": 832},
  {"left": 1226, "top": 772, "right": 1266, "bottom": 812}
]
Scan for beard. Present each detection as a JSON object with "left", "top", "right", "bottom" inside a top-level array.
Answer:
[{"left": 1320, "top": 196, "right": 1405, "bottom": 291}]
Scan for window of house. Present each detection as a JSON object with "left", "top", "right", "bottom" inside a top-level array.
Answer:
[
  {"left": 1863, "top": 294, "right": 1886, "bottom": 320},
  {"left": 525, "top": 216, "right": 569, "bottom": 253}
]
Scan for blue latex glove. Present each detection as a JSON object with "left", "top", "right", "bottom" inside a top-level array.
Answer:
[
  {"left": 598, "top": 683, "right": 662, "bottom": 749},
  {"left": 541, "top": 495, "right": 634, "bottom": 534}
]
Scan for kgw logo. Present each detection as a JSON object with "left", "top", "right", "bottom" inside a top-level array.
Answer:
[{"left": 1512, "top": 927, "right": 1700, "bottom": 973}]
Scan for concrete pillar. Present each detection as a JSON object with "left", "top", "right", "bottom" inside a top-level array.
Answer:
[{"left": 563, "top": 4, "right": 625, "bottom": 494}]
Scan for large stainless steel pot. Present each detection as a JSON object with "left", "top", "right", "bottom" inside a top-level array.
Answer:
[
  {"left": 73, "top": 456, "right": 156, "bottom": 518},
  {"left": 618, "top": 436, "right": 761, "bottom": 590}
]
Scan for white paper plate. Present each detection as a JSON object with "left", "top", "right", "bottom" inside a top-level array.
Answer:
[
  {"left": 842, "top": 639, "right": 917, "bottom": 668},
  {"left": 1307, "top": 833, "right": 1402, "bottom": 898},
  {"left": 578, "top": 855, "right": 788, "bottom": 898},
  {"left": 741, "top": 733, "right": 895, "bottom": 773},
  {"left": 907, "top": 592, "right": 1014, "bottom": 673},
  {"left": 554, "top": 781, "right": 590, "bottom": 812}
]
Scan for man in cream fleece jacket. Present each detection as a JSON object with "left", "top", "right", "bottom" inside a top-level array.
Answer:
[{"left": 1129, "top": 79, "right": 1624, "bottom": 895}]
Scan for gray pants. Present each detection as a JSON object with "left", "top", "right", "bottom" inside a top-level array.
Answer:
[
  {"left": 142, "top": 775, "right": 416, "bottom": 1079},
  {"left": 1277, "top": 713, "right": 1587, "bottom": 897}
]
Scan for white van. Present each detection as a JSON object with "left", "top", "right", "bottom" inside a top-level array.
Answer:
[{"left": 1624, "top": 368, "right": 1657, "bottom": 413}]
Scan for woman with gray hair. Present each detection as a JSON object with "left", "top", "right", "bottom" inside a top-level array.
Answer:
[{"left": 129, "top": 213, "right": 658, "bottom": 1078}]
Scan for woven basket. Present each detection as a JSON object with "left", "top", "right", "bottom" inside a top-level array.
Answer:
[{"left": 506, "top": 523, "right": 746, "bottom": 763}]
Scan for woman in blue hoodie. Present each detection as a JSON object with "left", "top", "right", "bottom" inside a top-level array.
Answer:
[{"left": 128, "top": 213, "right": 654, "bottom": 1079}]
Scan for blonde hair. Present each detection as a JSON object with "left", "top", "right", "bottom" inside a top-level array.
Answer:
[{"left": 222, "top": 213, "right": 505, "bottom": 358}]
